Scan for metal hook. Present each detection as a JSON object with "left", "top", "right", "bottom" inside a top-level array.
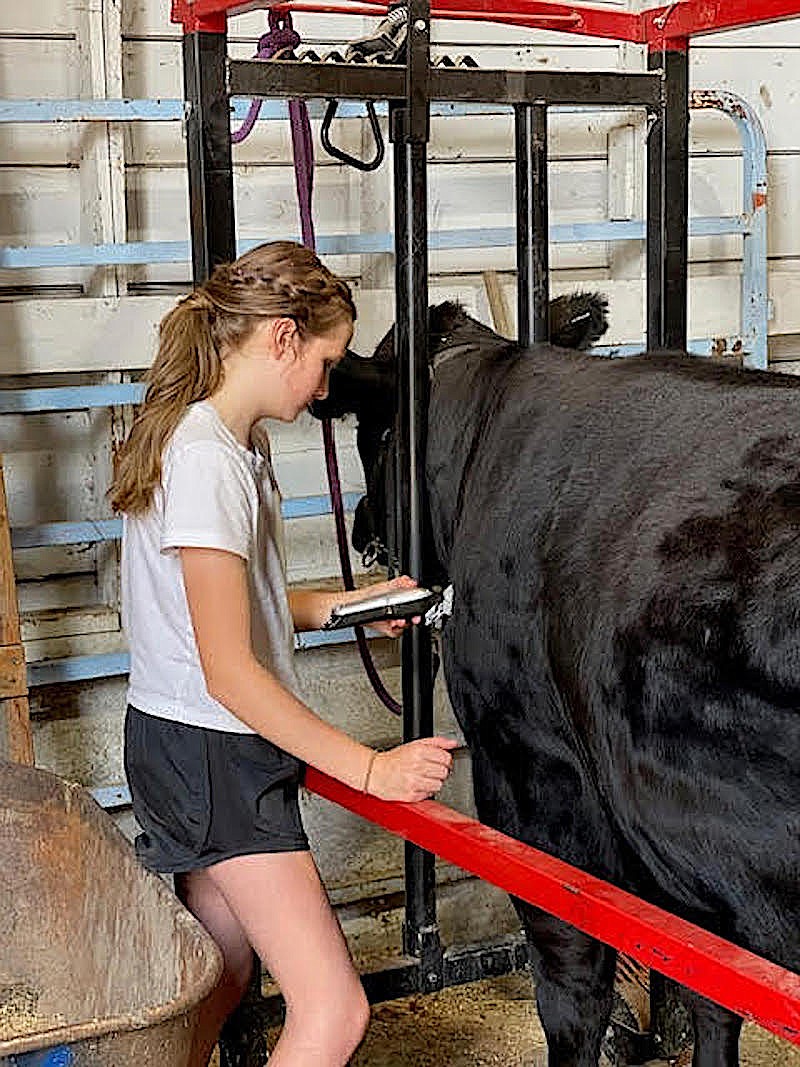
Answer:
[
  {"left": 653, "top": 1, "right": 680, "bottom": 30},
  {"left": 321, "top": 99, "right": 385, "bottom": 172}
]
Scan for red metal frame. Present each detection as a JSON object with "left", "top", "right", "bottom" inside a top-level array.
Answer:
[
  {"left": 306, "top": 766, "right": 800, "bottom": 1047},
  {"left": 171, "top": 0, "right": 800, "bottom": 44},
  {"left": 641, "top": 0, "right": 800, "bottom": 43}
]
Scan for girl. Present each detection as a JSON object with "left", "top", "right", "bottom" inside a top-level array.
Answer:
[{"left": 110, "top": 240, "right": 457, "bottom": 1067}]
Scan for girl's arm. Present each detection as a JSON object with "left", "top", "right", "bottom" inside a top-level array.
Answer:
[
  {"left": 288, "top": 575, "right": 418, "bottom": 635},
  {"left": 181, "top": 547, "right": 456, "bottom": 802}
]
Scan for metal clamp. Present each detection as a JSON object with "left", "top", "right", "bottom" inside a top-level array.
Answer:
[{"left": 321, "top": 99, "right": 385, "bottom": 172}]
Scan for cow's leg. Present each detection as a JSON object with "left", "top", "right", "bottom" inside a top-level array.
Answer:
[
  {"left": 686, "top": 993, "right": 742, "bottom": 1067},
  {"left": 516, "top": 902, "right": 617, "bottom": 1067}
]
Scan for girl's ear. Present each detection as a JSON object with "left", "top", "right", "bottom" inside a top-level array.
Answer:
[{"left": 271, "top": 316, "right": 299, "bottom": 360}]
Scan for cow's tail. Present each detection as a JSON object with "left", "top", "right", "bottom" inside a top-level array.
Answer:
[{"left": 549, "top": 291, "right": 609, "bottom": 350}]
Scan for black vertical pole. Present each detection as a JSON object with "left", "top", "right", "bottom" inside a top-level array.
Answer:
[
  {"left": 183, "top": 26, "right": 236, "bottom": 284},
  {"left": 515, "top": 103, "right": 549, "bottom": 346},
  {"left": 646, "top": 45, "right": 690, "bottom": 1056},
  {"left": 646, "top": 43, "right": 689, "bottom": 350},
  {"left": 391, "top": 0, "right": 442, "bottom": 992}
]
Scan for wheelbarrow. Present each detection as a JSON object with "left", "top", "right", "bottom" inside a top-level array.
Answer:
[{"left": 0, "top": 762, "right": 222, "bottom": 1066}]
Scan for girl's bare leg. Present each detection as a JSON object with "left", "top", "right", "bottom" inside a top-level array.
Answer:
[
  {"left": 175, "top": 869, "right": 255, "bottom": 1067},
  {"left": 206, "top": 850, "right": 370, "bottom": 1067}
]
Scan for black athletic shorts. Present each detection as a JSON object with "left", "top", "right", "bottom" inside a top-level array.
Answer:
[{"left": 124, "top": 705, "right": 309, "bottom": 874}]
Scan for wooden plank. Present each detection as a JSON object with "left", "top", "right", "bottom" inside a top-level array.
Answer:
[
  {"left": 0, "top": 697, "right": 34, "bottom": 766},
  {"left": 126, "top": 105, "right": 618, "bottom": 168},
  {"left": 23, "top": 630, "right": 126, "bottom": 665},
  {"left": 692, "top": 45, "right": 800, "bottom": 152},
  {"left": 77, "top": 0, "right": 127, "bottom": 298},
  {"left": 0, "top": 457, "right": 33, "bottom": 765},
  {"left": 20, "top": 605, "right": 120, "bottom": 644},
  {"left": 0, "top": 295, "right": 170, "bottom": 374},
  {"left": 6, "top": 272, "right": 800, "bottom": 378},
  {"left": 2, "top": 0, "right": 76, "bottom": 33},
  {"left": 0, "top": 645, "right": 27, "bottom": 701},
  {"left": 0, "top": 168, "right": 81, "bottom": 246},
  {"left": 0, "top": 460, "right": 20, "bottom": 647},
  {"left": 75, "top": 0, "right": 127, "bottom": 614},
  {"left": 0, "top": 39, "right": 79, "bottom": 97},
  {"left": 482, "top": 270, "right": 513, "bottom": 337},
  {"left": 693, "top": 17, "right": 800, "bottom": 46}
]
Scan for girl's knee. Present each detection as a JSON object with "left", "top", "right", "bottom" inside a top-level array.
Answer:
[
  {"left": 323, "top": 982, "right": 370, "bottom": 1056},
  {"left": 348, "top": 983, "right": 371, "bottom": 1046},
  {"left": 286, "top": 981, "right": 370, "bottom": 1063}
]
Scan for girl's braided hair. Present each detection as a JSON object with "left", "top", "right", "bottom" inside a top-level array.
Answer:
[{"left": 109, "top": 241, "right": 355, "bottom": 515}]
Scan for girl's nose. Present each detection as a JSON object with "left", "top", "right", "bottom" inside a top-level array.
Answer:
[{"left": 314, "top": 366, "right": 332, "bottom": 400}]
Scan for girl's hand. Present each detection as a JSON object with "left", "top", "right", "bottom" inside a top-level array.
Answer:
[
  {"left": 367, "top": 737, "right": 460, "bottom": 802},
  {"left": 363, "top": 574, "right": 422, "bottom": 638}
]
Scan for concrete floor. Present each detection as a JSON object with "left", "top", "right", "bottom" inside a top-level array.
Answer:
[
  {"left": 218, "top": 973, "right": 800, "bottom": 1066},
  {"left": 349, "top": 973, "right": 800, "bottom": 1067},
  {"left": 211, "top": 876, "right": 800, "bottom": 1066}
]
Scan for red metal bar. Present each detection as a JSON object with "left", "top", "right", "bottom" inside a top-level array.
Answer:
[
  {"left": 171, "top": 0, "right": 259, "bottom": 31},
  {"left": 305, "top": 765, "right": 800, "bottom": 1046},
  {"left": 171, "top": 0, "right": 800, "bottom": 42},
  {"left": 271, "top": 0, "right": 582, "bottom": 30},
  {"left": 171, "top": 0, "right": 642, "bottom": 39},
  {"left": 434, "top": 0, "right": 639, "bottom": 39},
  {"left": 642, "top": 0, "right": 800, "bottom": 44},
  {"left": 271, "top": 1, "right": 387, "bottom": 12},
  {"left": 272, "top": 1, "right": 634, "bottom": 35}
]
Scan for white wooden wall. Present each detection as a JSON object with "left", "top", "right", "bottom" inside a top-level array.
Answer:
[{"left": 3, "top": 0, "right": 800, "bottom": 784}]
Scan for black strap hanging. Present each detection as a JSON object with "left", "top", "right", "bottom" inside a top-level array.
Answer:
[{"left": 320, "top": 99, "right": 385, "bottom": 172}]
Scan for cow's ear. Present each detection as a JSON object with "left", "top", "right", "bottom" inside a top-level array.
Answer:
[
  {"left": 372, "top": 324, "right": 396, "bottom": 365},
  {"left": 428, "top": 301, "right": 467, "bottom": 341},
  {"left": 310, "top": 347, "right": 396, "bottom": 422}
]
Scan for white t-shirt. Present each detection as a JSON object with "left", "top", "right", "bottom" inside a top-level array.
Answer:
[{"left": 122, "top": 400, "right": 300, "bottom": 733}]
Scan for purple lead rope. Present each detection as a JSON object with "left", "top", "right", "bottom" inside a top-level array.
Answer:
[
  {"left": 231, "top": 10, "right": 301, "bottom": 144},
  {"left": 233, "top": 12, "right": 401, "bottom": 714}
]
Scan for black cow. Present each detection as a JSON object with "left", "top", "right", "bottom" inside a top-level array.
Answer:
[{"left": 313, "top": 297, "right": 800, "bottom": 1067}]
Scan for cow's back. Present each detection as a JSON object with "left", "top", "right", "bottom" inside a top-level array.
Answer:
[{"left": 430, "top": 347, "right": 800, "bottom": 972}]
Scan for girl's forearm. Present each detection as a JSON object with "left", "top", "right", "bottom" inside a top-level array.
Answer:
[
  {"left": 288, "top": 587, "right": 366, "bottom": 632},
  {"left": 209, "top": 658, "right": 374, "bottom": 790}
]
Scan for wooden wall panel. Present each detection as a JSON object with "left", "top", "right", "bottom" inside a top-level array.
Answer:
[
  {"left": 0, "top": 169, "right": 81, "bottom": 245},
  {"left": 692, "top": 46, "right": 800, "bottom": 152},
  {"left": 4, "top": 0, "right": 77, "bottom": 35}
]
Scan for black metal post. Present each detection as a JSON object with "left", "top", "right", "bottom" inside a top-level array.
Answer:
[
  {"left": 390, "top": 0, "right": 443, "bottom": 993},
  {"left": 646, "top": 44, "right": 689, "bottom": 350},
  {"left": 515, "top": 104, "right": 549, "bottom": 346},
  {"left": 183, "top": 29, "right": 236, "bottom": 283}
]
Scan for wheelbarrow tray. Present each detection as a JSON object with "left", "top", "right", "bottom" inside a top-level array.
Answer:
[{"left": 0, "top": 762, "right": 222, "bottom": 1066}]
